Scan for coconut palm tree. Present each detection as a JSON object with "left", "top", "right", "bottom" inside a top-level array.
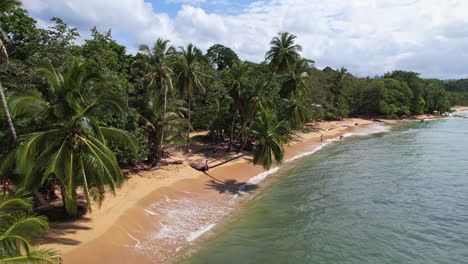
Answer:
[
  {"left": 174, "top": 43, "right": 205, "bottom": 151},
  {"left": 139, "top": 90, "right": 188, "bottom": 164},
  {"left": 132, "top": 38, "right": 175, "bottom": 159},
  {"left": 284, "top": 91, "right": 313, "bottom": 129},
  {"left": 0, "top": 190, "right": 61, "bottom": 263},
  {"left": 0, "top": 0, "right": 21, "bottom": 143},
  {"left": 227, "top": 60, "right": 249, "bottom": 150},
  {"left": 279, "top": 58, "right": 312, "bottom": 98},
  {"left": 5, "top": 60, "right": 137, "bottom": 216},
  {"left": 234, "top": 79, "right": 271, "bottom": 150},
  {"left": 265, "top": 32, "right": 303, "bottom": 74},
  {"left": 250, "top": 109, "right": 290, "bottom": 170},
  {"left": 329, "top": 67, "right": 349, "bottom": 119}
]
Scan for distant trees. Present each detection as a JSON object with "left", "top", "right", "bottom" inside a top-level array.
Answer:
[{"left": 206, "top": 44, "right": 239, "bottom": 71}]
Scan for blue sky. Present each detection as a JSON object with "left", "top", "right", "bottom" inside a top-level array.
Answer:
[
  {"left": 148, "top": 0, "right": 254, "bottom": 17},
  {"left": 20, "top": 0, "right": 468, "bottom": 79}
]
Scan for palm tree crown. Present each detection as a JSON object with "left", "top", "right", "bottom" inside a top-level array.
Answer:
[
  {"left": 5, "top": 60, "right": 137, "bottom": 215},
  {"left": 0, "top": 190, "right": 61, "bottom": 263},
  {"left": 265, "top": 32, "right": 303, "bottom": 74},
  {"left": 251, "top": 109, "right": 290, "bottom": 170}
]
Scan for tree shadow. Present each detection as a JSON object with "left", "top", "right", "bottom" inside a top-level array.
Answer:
[
  {"left": 205, "top": 179, "right": 259, "bottom": 195},
  {"left": 39, "top": 217, "right": 92, "bottom": 246}
]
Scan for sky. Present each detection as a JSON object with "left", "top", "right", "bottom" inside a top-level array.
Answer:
[{"left": 19, "top": 0, "right": 468, "bottom": 79}]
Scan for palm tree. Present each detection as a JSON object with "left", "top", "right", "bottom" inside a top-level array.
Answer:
[
  {"left": 265, "top": 32, "right": 303, "bottom": 74},
  {"left": 174, "top": 43, "right": 205, "bottom": 151},
  {"left": 5, "top": 60, "right": 137, "bottom": 216},
  {"left": 139, "top": 90, "right": 188, "bottom": 164},
  {"left": 132, "top": 38, "right": 175, "bottom": 159},
  {"left": 250, "top": 109, "right": 290, "bottom": 170},
  {"left": 0, "top": 0, "right": 21, "bottom": 143},
  {"left": 284, "top": 91, "right": 312, "bottom": 129},
  {"left": 0, "top": 190, "right": 61, "bottom": 263},
  {"left": 234, "top": 79, "right": 271, "bottom": 150},
  {"left": 279, "top": 58, "right": 312, "bottom": 98},
  {"left": 227, "top": 60, "right": 249, "bottom": 150},
  {"left": 329, "top": 67, "right": 349, "bottom": 118}
]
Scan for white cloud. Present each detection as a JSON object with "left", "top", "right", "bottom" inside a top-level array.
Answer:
[{"left": 20, "top": 0, "right": 468, "bottom": 79}]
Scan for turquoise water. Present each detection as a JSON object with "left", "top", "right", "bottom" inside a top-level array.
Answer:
[{"left": 184, "top": 113, "right": 468, "bottom": 264}]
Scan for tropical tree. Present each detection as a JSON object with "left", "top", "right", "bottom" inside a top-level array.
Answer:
[
  {"left": 234, "top": 79, "right": 271, "bottom": 150},
  {"left": 132, "top": 38, "right": 175, "bottom": 159},
  {"left": 0, "top": 190, "right": 61, "bottom": 263},
  {"left": 0, "top": 0, "right": 21, "bottom": 143},
  {"left": 206, "top": 44, "right": 239, "bottom": 70},
  {"left": 265, "top": 32, "right": 303, "bottom": 74},
  {"left": 174, "top": 43, "right": 205, "bottom": 151},
  {"left": 139, "top": 90, "right": 188, "bottom": 164},
  {"left": 284, "top": 91, "right": 313, "bottom": 129},
  {"left": 5, "top": 60, "right": 137, "bottom": 216},
  {"left": 227, "top": 60, "right": 249, "bottom": 150},
  {"left": 279, "top": 58, "right": 312, "bottom": 98},
  {"left": 250, "top": 109, "right": 290, "bottom": 170},
  {"left": 328, "top": 67, "right": 350, "bottom": 119}
]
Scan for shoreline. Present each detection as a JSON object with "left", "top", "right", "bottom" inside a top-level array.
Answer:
[{"left": 39, "top": 114, "right": 457, "bottom": 263}]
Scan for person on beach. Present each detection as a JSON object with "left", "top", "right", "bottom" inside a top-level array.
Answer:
[
  {"left": 320, "top": 134, "right": 323, "bottom": 142},
  {"left": 2, "top": 179, "right": 12, "bottom": 194},
  {"left": 340, "top": 135, "right": 344, "bottom": 140}
]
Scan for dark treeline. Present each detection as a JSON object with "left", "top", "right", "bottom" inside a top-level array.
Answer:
[{"left": 0, "top": 3, "right": 466, "bottom": 263}]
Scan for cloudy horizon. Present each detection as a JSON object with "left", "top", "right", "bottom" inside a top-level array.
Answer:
[{"left": 20, "top": 0, "right": 468, "bottom": 79}]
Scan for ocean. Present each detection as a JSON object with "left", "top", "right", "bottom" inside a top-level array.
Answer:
[{"left": 183, "top": 112, "right": 468, "bottom": 264}]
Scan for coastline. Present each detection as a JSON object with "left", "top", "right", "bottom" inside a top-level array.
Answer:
[{"left": 39, "top": 114, "right": 455, "bottom": 263}]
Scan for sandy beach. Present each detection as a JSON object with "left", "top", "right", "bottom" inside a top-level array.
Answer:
[{"left": 38, "top": 113, "right": 460, "bottom": 263}]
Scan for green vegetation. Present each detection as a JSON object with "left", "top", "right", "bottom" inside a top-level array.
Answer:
[
  {"left": 0, "top": 190, "right": 61, "bottom": 263},
  {"left": 0, "top": 3, "right": 466, "bottom": 262}
]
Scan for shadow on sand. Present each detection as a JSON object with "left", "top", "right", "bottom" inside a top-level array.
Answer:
[
  {"left": 205, "top": 179, "right": 259, "bottom": 195},
  {"left": 39, "top": 217, "right": 92, "bottom": 246}
]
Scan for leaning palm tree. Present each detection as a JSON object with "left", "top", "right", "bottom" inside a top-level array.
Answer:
[
  {"left": 5, "top": 60, "right": 137, "bottom": 216},
  {"left": 174, "top": 43, "right": 205, "bottom": 151},
  {"left": 265, "top": 32, "right": 303, "bottom": 74},
  {"left": 0, "top": 0, "right": 21, "bottom": 143},
  {"left": 250, "top": 109, "right": 290, "bottom": 170},
  {"left": 0, "top": 190, "right": 61, "bottom": 263},
  {"left": 132, "top": 38, "right": 175, "bottom": 159}
]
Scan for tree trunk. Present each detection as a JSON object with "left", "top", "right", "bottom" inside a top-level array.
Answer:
[
  {"left": 0, "top": 81, "right": 17, "bottom": 143},
  {"left": 227, "top": 111, "right": 237, "bottom": 152},
  {"left": 158, "top": 82, "right": 168, "bottom": 159},
  {"left": 185, "top": 98, "right": 191, "bottom": 152},
  {"left": 33, "top": 190, "right": 51, "bottom": 209},
  {"left": 239, "top": 136, "right": 251, "bottom": 153}
]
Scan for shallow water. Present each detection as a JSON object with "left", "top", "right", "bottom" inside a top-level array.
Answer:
[{"left": 183, "top": 113, "right": 468, "bottom": 264}]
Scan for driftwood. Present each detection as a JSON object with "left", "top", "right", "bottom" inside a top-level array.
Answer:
[
  {"left": 189, "top": 154, "right": 248, "bottom": 184},
  {"left": 189, "top": 154, "right": 247, "bottom": 172}
]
